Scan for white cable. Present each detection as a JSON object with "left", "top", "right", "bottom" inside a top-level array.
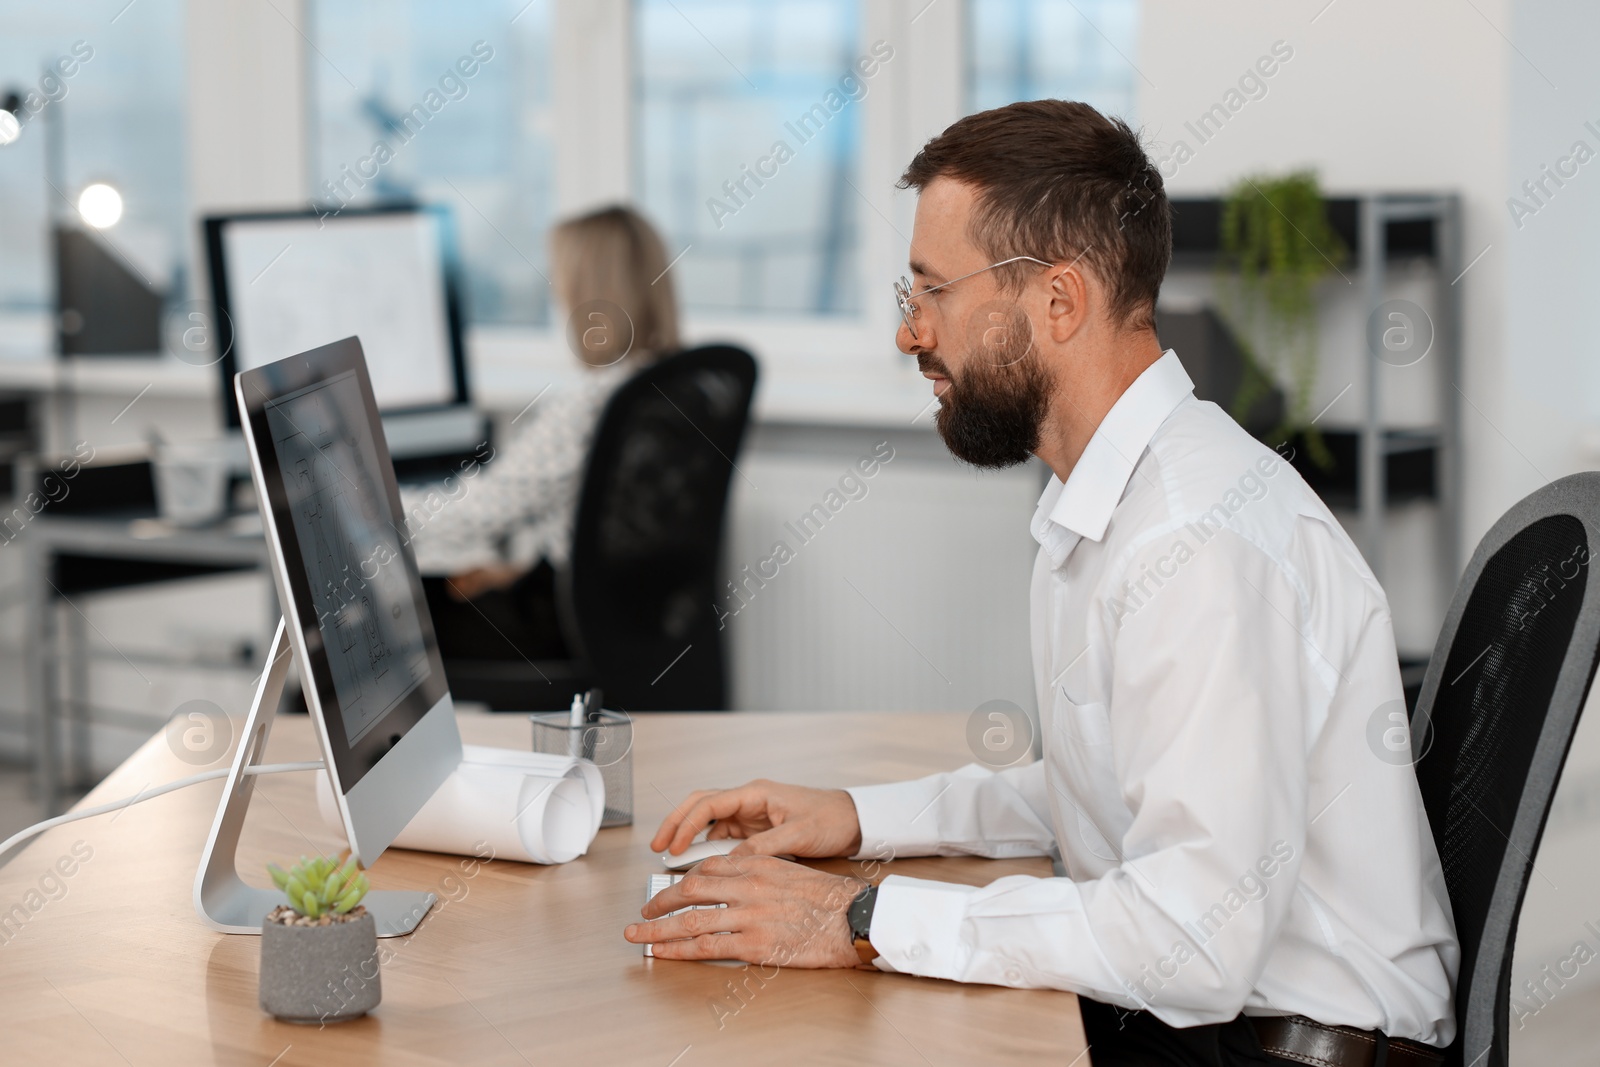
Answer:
[{"left": 0, "top": 760, "right": 325, "bottom": 861}]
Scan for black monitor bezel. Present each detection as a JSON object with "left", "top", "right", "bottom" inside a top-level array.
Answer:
[
  {"left": 236, "top": 335, "right": 450, "bottom": 792},
  {"left": 206, "top": 203, "right": 470, "bottom": 429}
]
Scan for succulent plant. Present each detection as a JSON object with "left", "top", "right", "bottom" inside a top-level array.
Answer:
[{"left": 267, "top": 854, "right": 369, "bottom": 919}]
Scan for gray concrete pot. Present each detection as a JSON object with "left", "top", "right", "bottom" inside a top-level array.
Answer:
[{"left": 259, "top": 910, "right": 381, "bottom": 1024}]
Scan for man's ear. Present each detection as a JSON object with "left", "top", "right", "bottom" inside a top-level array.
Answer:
[{"left": 1044, "top": 262, "right": 1090, "bottom": 344}]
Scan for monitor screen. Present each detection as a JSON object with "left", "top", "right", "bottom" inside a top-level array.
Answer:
[
  {"left": 237, "top": 337, "right": 452, "bottom": 793},
  {"left": 207, "top": 207, "right": 467, "bottom": 425},
  {"left": 265, "top": 370, "right": 431, "bottom": 744}
]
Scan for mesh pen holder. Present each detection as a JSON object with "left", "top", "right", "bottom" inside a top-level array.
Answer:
[{"left": 530, "top": 709, "right": 633, "bottom": 827}]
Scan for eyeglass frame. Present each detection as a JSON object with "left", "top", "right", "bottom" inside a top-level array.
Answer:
[{"left": 894, "top": 255, "right": 1054, "bottom": 340}]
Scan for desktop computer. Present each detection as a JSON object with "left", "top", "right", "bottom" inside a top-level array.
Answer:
[{"left": 196, "top": 335, "right": 465, "bottom": 936}]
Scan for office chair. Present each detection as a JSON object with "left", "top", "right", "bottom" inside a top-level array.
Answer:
[
  {"left": 444, "top": 344, "right": 758, "bottom": 712},
  {"left": 1408, "top": 472, "right": 1600, "bottom": 1067}
]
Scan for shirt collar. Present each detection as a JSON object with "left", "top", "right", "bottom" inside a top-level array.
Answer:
[{"left": 1030, "top": 349, "right": 1194, "bottom": 569}]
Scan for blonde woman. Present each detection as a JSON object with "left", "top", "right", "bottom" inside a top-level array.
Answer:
[{"left": 407, "top": 204, "right": 681, "bottom": 660}]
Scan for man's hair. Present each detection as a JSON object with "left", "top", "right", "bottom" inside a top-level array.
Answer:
[{"left": 899, "top": 99, "right": 1170, "bottom": 330}]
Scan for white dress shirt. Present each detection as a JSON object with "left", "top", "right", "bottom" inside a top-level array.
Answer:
[
  {"left": 845, "top": 350, "right": 1459, "bottom": 1044},
  {"left": 401, "top": 363, "right": 631, "bottom": 575}
]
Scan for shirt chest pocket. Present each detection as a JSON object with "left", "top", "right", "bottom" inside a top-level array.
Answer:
[{"left": 1046, "top": 690, "right": 1130, "bottom": 869}]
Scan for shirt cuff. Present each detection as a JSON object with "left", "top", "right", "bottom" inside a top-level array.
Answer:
[
  {"left": 868, "top": 874, "right": 977, "bottom": 981},
  {"left": 845, "top": 771, "right": 977, "bottom": 859}
]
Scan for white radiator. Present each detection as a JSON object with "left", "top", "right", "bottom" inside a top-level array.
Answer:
[{"left": 723, "top": 428, "right": 1041, "bottom": 714}]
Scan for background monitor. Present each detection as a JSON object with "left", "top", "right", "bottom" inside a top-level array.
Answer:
[
  {"left": 207, "top": 205, "right": 469, "bottom": 428},
  {"left": 235, "top": 334, "right": 462, "bottom": 864}
]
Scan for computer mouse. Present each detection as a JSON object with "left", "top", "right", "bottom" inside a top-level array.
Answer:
[{"left": 660, "top": 837, "right": 740, "bottom": 870}]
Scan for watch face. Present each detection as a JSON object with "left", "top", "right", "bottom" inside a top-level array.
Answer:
[{"left": 848, "top": 883, "right": 878, "bottom": 940}]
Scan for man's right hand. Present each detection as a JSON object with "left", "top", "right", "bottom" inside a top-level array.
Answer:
[{"left": 650, "top": 779, "right": 863, "bottom": 860}]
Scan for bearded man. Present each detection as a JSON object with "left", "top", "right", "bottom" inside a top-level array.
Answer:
[{"left": 624, "top": 100, "right": 1458, "bottom": 1067}]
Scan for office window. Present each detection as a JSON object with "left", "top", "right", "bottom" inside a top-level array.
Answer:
[
  {"left": 0, "top": 0, "right": 187, "bottom": 311},
  {"left": 967, "top": 0, "right": 1139, "bottom": 120},
  {"left": 309, "top": 0, "right": 555, "bottom": 325},
  {"left": 635, "top": 0, "right": 864, "bottom": 316}
]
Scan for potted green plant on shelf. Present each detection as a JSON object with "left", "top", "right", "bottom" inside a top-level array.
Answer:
[
  {"left": 1216, "top": 170, "right": 1347, "bottom": 469},
  {"left": 259, "top": 854, "right": 380, "bottom": 1024}
]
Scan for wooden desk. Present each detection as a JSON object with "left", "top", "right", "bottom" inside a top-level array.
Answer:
[{"left": 0, "top": 711, "right": 1088, "bottom": 1066}]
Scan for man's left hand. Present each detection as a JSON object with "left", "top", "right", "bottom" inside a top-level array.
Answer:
[{"left": 623, "top": 855, "right": 865, "bottom": 968}]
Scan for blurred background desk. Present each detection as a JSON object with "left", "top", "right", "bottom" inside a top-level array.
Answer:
[
  {"left": 0, "top": 709, "right": 1088, "bottom": 1066},
  {"left": 21, "top": 514, "right": 269, "bottom": 817}
]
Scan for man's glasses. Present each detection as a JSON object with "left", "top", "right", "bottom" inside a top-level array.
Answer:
[{"left": 894, "top": 255, "right": 1053, "bottom": 341}]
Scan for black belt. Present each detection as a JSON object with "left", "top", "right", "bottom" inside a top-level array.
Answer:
[{"left": 1249, "top": 1015, "right": 1445, "bottom": 1067}]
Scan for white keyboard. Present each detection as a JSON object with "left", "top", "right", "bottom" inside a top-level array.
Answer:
[{"left": 643, "top": 873, "right": 726, "bottom": 957}]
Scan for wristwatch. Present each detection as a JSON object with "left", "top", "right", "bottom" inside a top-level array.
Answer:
[{"left": 847, "top": 882, "right": 879, "bottom": 965}]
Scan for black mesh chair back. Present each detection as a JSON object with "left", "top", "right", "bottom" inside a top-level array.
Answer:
[
  {"left": 558, "top": 344, "right": 758, "bottom": 711},
  {"left": 1409, "top": 472, "right": 1600, "bottom": 1066}
]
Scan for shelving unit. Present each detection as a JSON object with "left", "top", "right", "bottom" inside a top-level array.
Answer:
[{"left": 1165, "top": 193, "right": 1464, "bottom": 658}]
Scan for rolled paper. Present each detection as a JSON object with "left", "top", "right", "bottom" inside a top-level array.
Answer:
[{"left": 315, "top": 745, "right": 606, "bottom": 864}]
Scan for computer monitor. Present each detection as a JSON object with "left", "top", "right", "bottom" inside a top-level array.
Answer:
[
  {"left": 206, "top": 205, "right": 469, "bottom": 429},
  {"left": 235, "top": 335, "right": 462, "bottom": 865}
]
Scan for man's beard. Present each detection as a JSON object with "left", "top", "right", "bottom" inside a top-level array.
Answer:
[{"left": 925, "top": 306, "right": 1051, "bottom": 469}]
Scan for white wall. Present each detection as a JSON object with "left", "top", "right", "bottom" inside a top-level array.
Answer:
[{"left": 1504, "top": 0, "right": 1600, "bottom": 494}]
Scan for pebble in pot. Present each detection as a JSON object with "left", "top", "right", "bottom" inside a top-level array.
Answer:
[{"left": 258, "top": 855, "right": 381, "bottom": 1024}]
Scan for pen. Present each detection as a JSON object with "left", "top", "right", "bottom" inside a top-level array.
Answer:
[
  {"left": 581, "top": 688, "right": 602, "bottom": 761},
  {"left": 568, "top": 693, "right": 583, "bottom": 759}
]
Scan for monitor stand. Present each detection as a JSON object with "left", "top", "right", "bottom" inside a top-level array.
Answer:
[{"left": 194, "top": 617, "right": 436, "bottom": 937}]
